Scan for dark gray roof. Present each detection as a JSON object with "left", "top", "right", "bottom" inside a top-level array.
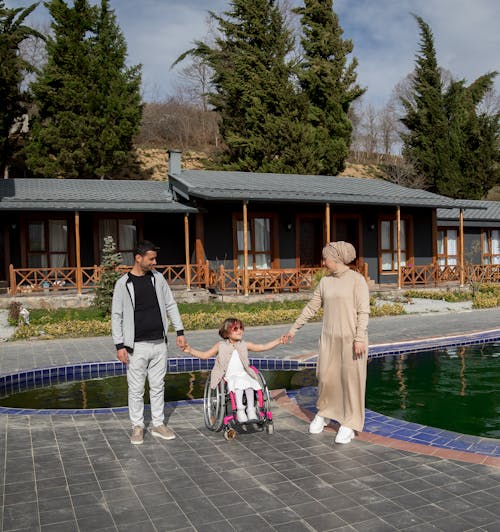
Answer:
[
  {"left": 0, "top": 178, "right": 197, "bottom": 213},
  {"left": 169, "top": 170, "right": 467, "bottom": 209},
  {"left": 437, "top": 200, "right": 500, "bottom": 222}
]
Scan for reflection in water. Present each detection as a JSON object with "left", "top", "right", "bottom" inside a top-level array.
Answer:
[
  {"left": 80, "top": 381, "right": 88, "bottom": 409},
  {"left": 457, "top": 346, "right": 467, "bottom": 397},
  {"left": 395, "top": 355, "right": 407, "bottom": 409},
  {"left": 187, "top": 372, "right": 195, "bottom": 400}
]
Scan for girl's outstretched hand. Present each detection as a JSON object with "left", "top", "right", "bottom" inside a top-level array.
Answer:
[{"left": 182, "top": 343, "right": 192, "bottom": 355}]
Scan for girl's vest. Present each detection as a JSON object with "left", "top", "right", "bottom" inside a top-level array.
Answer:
[{"left": 210, "top": 340, "right": 255, "bottom": 389}]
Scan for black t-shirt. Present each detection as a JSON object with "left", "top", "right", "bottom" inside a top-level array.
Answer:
[{"left": 129, "top": 272, "right": 164, "bottom": 342}]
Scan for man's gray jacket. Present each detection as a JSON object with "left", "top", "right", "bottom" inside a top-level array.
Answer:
[{"left": 111, "top": 270, "right": 184, "bottom": 352}]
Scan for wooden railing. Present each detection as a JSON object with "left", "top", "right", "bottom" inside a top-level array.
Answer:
[
  {"left": 9, "top": 265, "right": 100, "bottom": 295},
  {"left": 14, "top": 260, "right": 499, "bottom": 295},
  {"left": 402, "top": 263, "right": 500, "bottom": 286},
  {"left": 8, "top": 263, "right": 210, "bottom": 295},
  {"left": 466, "top": 264, "right": 500, "bottom": 283},
  {"left": 207, "top": 266, "right": 324, "bottom": 294}
]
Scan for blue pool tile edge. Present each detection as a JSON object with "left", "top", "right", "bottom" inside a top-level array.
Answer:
[{"left": 286, "top": 386, "right": 500, "bottom": 458}]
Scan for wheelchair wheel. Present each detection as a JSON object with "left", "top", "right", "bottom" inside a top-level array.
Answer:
[{"left": 203, "top": 378, "right": 225, "bottom": 432}]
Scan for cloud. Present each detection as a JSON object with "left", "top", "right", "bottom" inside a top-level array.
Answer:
[
  {"left": 335, "top": 0, "right": 500, "bottom": 106},
  {"left": 5, "top": 0, "right": 499, "bottom": 107}
]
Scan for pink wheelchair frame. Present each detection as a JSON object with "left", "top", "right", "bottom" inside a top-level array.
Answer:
[{"left": 203, "top": 366, "right": 274, "bottom": 440}]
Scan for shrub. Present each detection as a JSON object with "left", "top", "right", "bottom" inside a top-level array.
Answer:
[
  {"left": 7, "top": 301, "right": 22, "bottom": 326},
  {"left": 403, "top": 289, "right": 472, "bottom": 302},
  {"left": 370, "top": 302, "right": 405, "bottom": 317},
  {"left": 94, "top": 236, "right": 123, "bottom": 316}
]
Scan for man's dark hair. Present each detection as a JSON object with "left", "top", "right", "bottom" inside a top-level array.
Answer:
[{"left": 134, "top": 240, "right": 160, "bottom": 257}]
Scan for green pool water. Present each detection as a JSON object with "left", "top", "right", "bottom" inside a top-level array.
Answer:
[
  {"left": 365, "top": 342, "right": 499, "bottom": 439},
  {"left": 1, "top": 343, "right": 498, "bottom": 438},
  {"left": 0, "top": 369, "right": 317, "bottom": 410}
]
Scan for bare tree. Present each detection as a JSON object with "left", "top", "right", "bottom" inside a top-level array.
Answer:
[
  {"left": 18, "top": 22, "right": 49, "bottom": 89},
  {"left": 379, "top": 103, "right": 400, "bottom": 155},
  {"left": 381, "top": 160, "right": 430, "bottom": 189},
  {"left": 477, "top": 87, "right": 500, "bottom": 116},
  {"left": 135, "top": 98, "right": 219, "bottom": 150}
]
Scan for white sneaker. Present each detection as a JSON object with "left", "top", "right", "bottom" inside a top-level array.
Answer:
[
  {"left": 309, "top": 415, "right": 328, "bottom": 434},
  {"left": 236, "top": 409, "right": 248, "bottom": 423},
  {"left": 246, "top": 406, "right": 258, "bottom": 422},
  {"left": 335, "top": 425, "right": 354, "bottom": 444}
]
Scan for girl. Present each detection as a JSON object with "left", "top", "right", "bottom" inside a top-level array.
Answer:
[{"left": 183, "top": 318, "right": 286, "bottom": 423}]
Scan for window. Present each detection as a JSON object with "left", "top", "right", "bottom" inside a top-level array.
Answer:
[
  {"left": 98, "top": 219, "right": 137, "bottom": 265},
  {"left": 380, "top": 219, "right": 407, "bottom": 272},
  {"left": 482, "top": 229, "right": 500, "bottom": 265},
  {"left": 437, "top": 228, "right": 458, "bottom": 268},
  {"left": 235, "top": 217, "right": 271, "bottom": 269},
  {"left": 28, "top": 220, "right": 68, "bottom": 268}
]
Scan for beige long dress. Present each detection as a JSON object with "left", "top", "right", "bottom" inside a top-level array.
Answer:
[{"left": 289, "top": 265, "right": 370, "bottom": 432}]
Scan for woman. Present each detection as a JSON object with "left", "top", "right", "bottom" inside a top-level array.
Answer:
[{"left": 286, "top": 241, "right": 370, "bottom": 444}]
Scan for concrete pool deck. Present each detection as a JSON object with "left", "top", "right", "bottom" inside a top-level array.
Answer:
[{"left": 0, "top": 309, "right": 500, "bottom": 531}]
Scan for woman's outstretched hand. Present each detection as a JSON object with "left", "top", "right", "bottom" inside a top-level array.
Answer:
[
  {"left": 282, "top": 331, "right": 295, "bottom": 344},
  {"left": 353, "top": 341, "right": 366, "bottom": 359}
]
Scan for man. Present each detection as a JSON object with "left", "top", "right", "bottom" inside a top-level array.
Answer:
[{"left": 112, "top": 240, "right": 186, "bottom": 444}]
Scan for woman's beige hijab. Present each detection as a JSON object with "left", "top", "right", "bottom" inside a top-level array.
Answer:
[{"left": 322, "top": 241, "right": 356, "bottom": 265}]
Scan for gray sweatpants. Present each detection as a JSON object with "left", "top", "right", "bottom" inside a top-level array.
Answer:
[{"left": 127, "top": 340, "right": 167, "bottom": 428}]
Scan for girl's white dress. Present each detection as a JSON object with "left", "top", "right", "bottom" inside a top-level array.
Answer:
[{"left": 225, "top": 348, "right": 261, "bottom": 392}]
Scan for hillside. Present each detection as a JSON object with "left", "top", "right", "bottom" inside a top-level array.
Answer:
[{"left": 118, "top": 148, "right": 387, "bottom": 181}]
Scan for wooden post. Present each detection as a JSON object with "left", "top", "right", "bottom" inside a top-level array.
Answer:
[
  {"left": 3, "top": 222, "right": 11, "bottom": 287},
  {"left": 74, "top": 211, "right": 82, "bottom": 294},
  {"left": 184, "top": 213, "right": 191, "bottom": 290},
  {"left": 220, "top": 264, "right": 225, "bottom": 292},
  {"left": 9, "top": 264, "right": 17, "bottom": 295},
  {"left": 397, "top": 206, "right": 402, "bottom": 289},
  {"left": 195, "top": 213, "right": 205, "bottom": 264},
  {"left": 325, "top": 203, "right": 331, "bottom": 243},
  {"left": 243, "top": 200, "right": 249, "bottom": 296},
  {"left": 459, "top": 208, "right": 465, "bottom": 287},
  {"left": 431, "top": 208, "right": 437, "bottom": 264}
]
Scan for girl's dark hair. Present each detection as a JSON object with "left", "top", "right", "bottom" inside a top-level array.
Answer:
[{"left": 219, "top": 317, "right": 244, "bottom": 339}]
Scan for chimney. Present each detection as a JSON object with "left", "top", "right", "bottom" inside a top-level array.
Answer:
[{"left": 168, "top": 149, "right": 182, "bottom": 176}]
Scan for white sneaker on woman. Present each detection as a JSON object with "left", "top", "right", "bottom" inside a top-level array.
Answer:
[
  {"left": 309, "top": 415, "right": 328, "bottom": 434},
  {"left": 335, "top": 425, "right": 354, "bottom": 444}
]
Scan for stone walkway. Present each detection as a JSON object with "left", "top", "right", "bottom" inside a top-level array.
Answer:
[{"left": 1, "top": 309, "right": 500, "bottom": 531}]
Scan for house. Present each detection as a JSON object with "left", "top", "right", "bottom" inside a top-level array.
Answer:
[
  {"left": 437, "top": 200, "right": 500, "bottom": 267},
  {"left": 166, "top": 151, "right": 474, "bottom": 291},
  {"left": 1, "top": 151, "right": 490, "bottom": 295},
  {"left": 0, "top": 178, "right": 196, "bottom": 294}
]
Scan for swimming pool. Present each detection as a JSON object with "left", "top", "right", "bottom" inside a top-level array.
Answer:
[{"left": 1, "top": 343, "right": 498, "bottom": 439}]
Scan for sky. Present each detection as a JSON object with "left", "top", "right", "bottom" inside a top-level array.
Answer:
[{"left": 6, "top": 0, "right": 500, "bottom": 108}]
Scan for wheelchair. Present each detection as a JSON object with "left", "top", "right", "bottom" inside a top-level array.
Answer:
[{"left": 203, "top": 366, "right": 274, "bottom": 440}]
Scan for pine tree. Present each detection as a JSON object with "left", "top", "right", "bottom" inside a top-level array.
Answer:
[
  {"left": 294, "top": 0, "right": 365, "bottom": 175},
  {"left": 400, "top": 15, "right": 454, "bottom": 194},
  {"left": 94, "top": 235, "right": 122, "bottom": 316},
  {"left": 87, "top": 0, "right": 142, "bottom": 177},
  {"left": 401, "top": 15, "right": 499, "bottom": 198},
  {"left": 175, "top": 0, "right": 318, "bottom": 173},
  {"left": 25, "top": 0, "right": 142, "bottom": 179},
  {"left": 0, "top": 1, "right": 42, "bottom": 177}
]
